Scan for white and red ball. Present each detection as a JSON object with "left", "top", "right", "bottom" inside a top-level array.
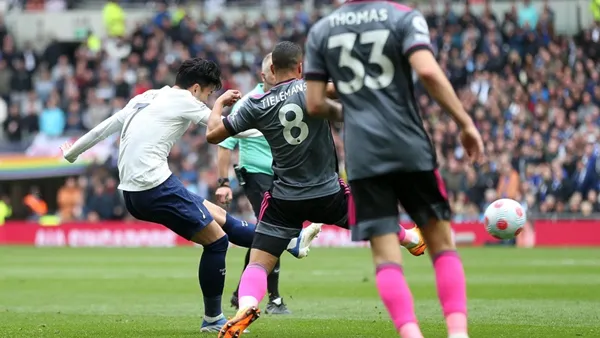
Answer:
[{"left": 483, "top": 198, "right": 526, "bottom": 240}]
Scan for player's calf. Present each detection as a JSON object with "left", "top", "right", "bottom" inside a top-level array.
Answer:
[
  {"left": 421, "top": 219, "right": 468, "bottom": 338},
  {"left": 221, "top": 234, "right": 289, "bottom": 336},
  {"left": 371, "top": 232, "right": 423, "bottom": 338},
  {"left": 190, "top": 222, "right": 230, "bottom": 332}
]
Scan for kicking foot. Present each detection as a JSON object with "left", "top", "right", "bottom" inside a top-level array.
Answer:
[
  {"left": 405, "top": 227, "right": 427, "bottom": 256},
  {"left": 265, "top": 297, "right": 291, "bottom": 315},
  {"left": 218, "top": 306, "right": 261, "bottom": 338},
  {"left": 287, "top": 223, "right": 322, "bottom": 258}
]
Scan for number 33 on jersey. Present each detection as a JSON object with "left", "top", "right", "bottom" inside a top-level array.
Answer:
[{"left": 304, "top": 5, "right": 431, "bottom": 95}]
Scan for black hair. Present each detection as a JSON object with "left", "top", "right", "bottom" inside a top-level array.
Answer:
[
  {"left": 175, "top": 58, "right": 222, "bottom": 91},
  {"left": 271, "top": 41, "right": 302, "bottom": 71}
]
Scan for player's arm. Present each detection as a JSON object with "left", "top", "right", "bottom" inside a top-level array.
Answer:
[
  {"left": 403, "top": 11, "right": 482, "bottom": 160},
  {"left": 206, "top": 90, "right": 256, "bottom": 144},
  {"left": 403, "top": 13, "right": 473, "bottom": 129},
  {"left": 183, "top": 91, "right": 261, "bottom": 142},
  {"left": 217, "top": 138, "right": 238, "bottom": 178},
  {"left": 215, "top": 138, "right": 237, "bottom": 204},
  {"left": 304, "top": 28, "right": 344, "bottom": 121},
  {"left": 61, "top": 110, "right": 126, "bottom": 163}
]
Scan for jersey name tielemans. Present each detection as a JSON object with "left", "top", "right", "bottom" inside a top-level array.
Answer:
[{"left": 260, "top": 81, "right": 307, "bottom": 109}]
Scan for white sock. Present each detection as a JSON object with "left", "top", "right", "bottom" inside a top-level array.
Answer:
[
  {"left": 271, "top": 297, "right": 282, "bottom": 305},
  {"left": 203, "top": 313, "right": 224, "bottom": 323},
  {"left": 239, "top": 296, "right": 259, "bottom": 309}
]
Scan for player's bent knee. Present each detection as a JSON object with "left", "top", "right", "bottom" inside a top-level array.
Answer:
[
  {"left": 203, "top": 233, "right": 229, "bottom": 253},
  {"left": 191, "top": 220, "right": 227, "bottom": 246},
  {"left": 252, "top": 233, "right": 289, "bottom": 258},
  {"left": 369, "top": 233, "right": 403, "bottom": 266},
  {"left": 421, "top": 218, "right": 455, "bottom": 255},
  {"left": 202, "top": 199, "right": 227, "bottom": 226},
  {"left": 249, "top": 248, "right": 279, "bottom": 274}
]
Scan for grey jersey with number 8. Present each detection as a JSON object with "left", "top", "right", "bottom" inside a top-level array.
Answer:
[
  {"left": 223, "top": 78, "right": 340, "bottom": 200},
  {"left": 304, "top": 1, "right": 436, "bottom": 181}
]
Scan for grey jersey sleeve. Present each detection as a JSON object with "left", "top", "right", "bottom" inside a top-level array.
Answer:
[
  {"left": 399, "top": 10, "right": 433, "bottom": 56},
  {"left": 222, "top": 101, "right": 256, "bottom": 136},
  {"left": 304, "top": 22, "right": 329, "bottom": 82}
]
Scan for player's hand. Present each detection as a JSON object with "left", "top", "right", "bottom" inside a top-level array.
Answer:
[
  {"left": 460, "top": 125, "right": 484, "bottom": 163},
  {"left": 60, "top": 142, "right": 77, "bottom": 163},
  {"left": 215, "top": 186, "right": 233, "bottom": 206},
  {"left": 217, "top": 90, "right": 241, "bottom": 107}
]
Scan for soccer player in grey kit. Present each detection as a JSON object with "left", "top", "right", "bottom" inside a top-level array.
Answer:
[
  {"left": 304, "top": 2, "right": 484, "bottom": 338},
  {"left": 206, "top": 42, "right": 349, "bottom": 337},
  {"left": 206, "top": 41, "right": 427, "bottom": 337}
]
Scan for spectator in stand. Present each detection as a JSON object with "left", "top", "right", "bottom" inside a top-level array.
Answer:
[
  {"left": 85, "top": 181, "right": 118, "bottom": 221},
  {"left": 497, "top": 154, "right": 521, "bottom": 200},
  {"left": 0, "top": 194, "right": 11, "bottom": 225},
  {"left": 0, "top": 60, "right": 12, "bottom": 102},
  {"left": 57, "top": 177, "right": 83, "bottom": 221},
  {"left": 103, "top": 0, "right": 126, "bottom": 38},
  {"left": 23, "top": 187, "right": 48, "bottom": 220},
  {"left": 518, "top": 0, "right": 539, "bottom": 30},
  {"left": 3, "top": 104, "right": 21, "bottom": 143},
  {"left": 11, "top": 59, "right": 33, "bottom": 105},
  {"left": 39, "top": 95, "right": 65, "bottom": 137}
]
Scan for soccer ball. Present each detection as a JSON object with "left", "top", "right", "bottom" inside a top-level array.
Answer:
[{"left": 483, "top": 198, "right": 526, "bottom": 240}]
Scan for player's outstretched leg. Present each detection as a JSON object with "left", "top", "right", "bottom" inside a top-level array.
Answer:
[
  {"left": 372, "top": 233, "right": 423, "bottom": 338},
  {"left": 421, "top": 220, "right": 468, "bottom": 338},
  {"left": 188, "top": 222, "right": 231, "bottom": 333}
]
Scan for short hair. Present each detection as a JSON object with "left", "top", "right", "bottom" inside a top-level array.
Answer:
[
  {"left": 261, "top": 53, "right": 273, "bottom": 74},
  {"left": 175, "top": 58, "right": 222, "bottom": 91},
  {"left": 271, "top": 41, "right": 302, "bottom": 71}
]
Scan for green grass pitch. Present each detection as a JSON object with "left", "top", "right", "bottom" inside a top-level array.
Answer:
[{"left": 1, "top": 246, "right": 599, "bottom": 337}]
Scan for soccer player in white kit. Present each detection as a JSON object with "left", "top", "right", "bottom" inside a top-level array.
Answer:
[{"left": 59, "top": 58, "right": 321, "bottom": 332}]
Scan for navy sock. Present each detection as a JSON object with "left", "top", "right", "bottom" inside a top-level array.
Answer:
[
  {"left": 222, "top": 213, "right": 256, "bottom": 248},
  {"left": 199, "top": 234, "right": 228, "bottom": 318}
]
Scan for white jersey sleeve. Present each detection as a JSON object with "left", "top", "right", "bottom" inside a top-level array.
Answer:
[
  {"left": 63, "top": 109, "right": 128, "bottom": 162},
  {"left": 63, "top": 90, "right": 160, "bottom": 162}
]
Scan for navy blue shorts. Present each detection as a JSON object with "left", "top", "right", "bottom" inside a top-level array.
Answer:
[{"left": 123, "top": 175, "right": 214, "bottom": 241}]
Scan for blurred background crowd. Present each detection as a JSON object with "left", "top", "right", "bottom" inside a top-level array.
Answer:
[{"left": 1, "top": 0, "right": 600, "bottom": 223}]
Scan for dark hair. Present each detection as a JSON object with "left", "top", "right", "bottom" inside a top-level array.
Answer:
[
  {"left": 175, "top": 58, "right": 222, "bottom": 91},
  {"left": 271, "top": 41, "right": 302, "bottom": 71}
]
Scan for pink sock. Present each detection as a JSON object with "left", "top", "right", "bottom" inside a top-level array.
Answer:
[
  {"left": 376, "top": 264, "right": 423, "bottom": 338},
  {"left": 433, "top": 251, "right": 468, "bottom": 335},
  {"left": 238, "top": 264, "right": 268, "bottom": 309}
]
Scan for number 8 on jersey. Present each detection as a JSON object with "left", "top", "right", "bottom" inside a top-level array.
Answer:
[{"left": 279, "top": 103, "right": 309, "bottom": 145}]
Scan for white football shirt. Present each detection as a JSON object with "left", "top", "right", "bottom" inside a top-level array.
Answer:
[{"left": 63, "top": 86, "right": 262, "bottom": 192}]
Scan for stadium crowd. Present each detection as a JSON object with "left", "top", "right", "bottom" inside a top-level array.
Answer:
[{"left": 2, "top": 0, "right": 600, "bottom": 222}]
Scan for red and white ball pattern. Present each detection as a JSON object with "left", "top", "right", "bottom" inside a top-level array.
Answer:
[{"left": 483, "top": 198, "right": 526, "bottom": 240}]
